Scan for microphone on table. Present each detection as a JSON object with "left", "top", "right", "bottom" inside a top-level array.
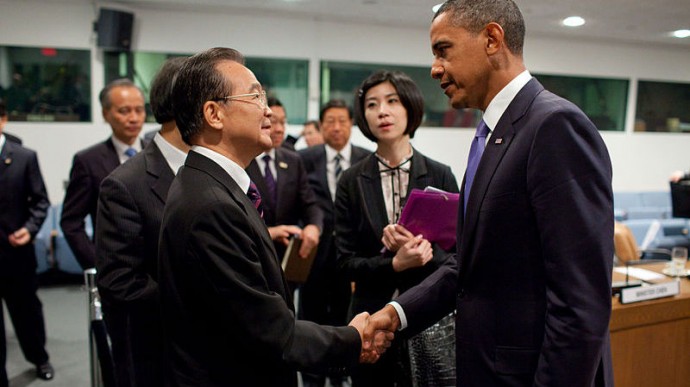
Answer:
[{"left": 612, "top": 258, "right": 669, "bottom": 296}]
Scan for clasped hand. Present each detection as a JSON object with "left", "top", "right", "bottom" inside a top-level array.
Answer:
[
  {"left": 383, "top": 225, "right": 433, "bottom": 272},
  {"left": 348, "top": 312, "right": 395, "bottom": 363}
]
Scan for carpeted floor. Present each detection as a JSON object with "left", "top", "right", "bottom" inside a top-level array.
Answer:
[{"left": 5, "top": 283, "right": 90, "bottom": 387}]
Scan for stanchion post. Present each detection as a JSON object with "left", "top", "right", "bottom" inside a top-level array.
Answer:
[{"left": 84, "top": 268, "right": 103, "bottom": 387}]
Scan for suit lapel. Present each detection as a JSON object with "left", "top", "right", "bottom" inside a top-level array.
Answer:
[
  {"left": 186, "top": 152, "right": 275, "bottom": 258},
  {"left": 145, "top": 142, "right": 175, "bottom": 205},
  {"left": 315, "top": 146, "right": 332, "bottom": 201},
  {"left": 407, "top": 148, "right": 430, "bottom": 193},
  {"left": 274, "top": 148, "right": 289, "bottom": 206},
  {"left": 459, "top": 78, "right": 544, "bottom": 274},
  {"left": 0, "top": 141, "right": 16, "bottom": 175},
  {"left": 357, "top": 155, "right": 388, "bottom": 234},
  {"left": 104, "top": 139, "right": 121, "bottom": 171}
]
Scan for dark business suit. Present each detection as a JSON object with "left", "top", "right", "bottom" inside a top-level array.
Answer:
[
  {"left": 61, "top": 138, "right": 146, "bottom": 269},
  {"left": 246, "top": 147, "right": 323, "bottom": 259},
  {"left": 396, "top": 79, "right": 614, "bottom": 387},
  {"left": 335, "top": 149, "right": 458, "bottom": 386},
  {"left": 0, "top": 140, "right": 50, "bottom": 387},
  {"left": 298, "top": 144, "right": 370, "bottom": 326},
  {"left": 95, "top": 140, "right": 174, "bottom": 387},
  {"left": 158, "top": 151, "right": 361, "bottom": 387}
]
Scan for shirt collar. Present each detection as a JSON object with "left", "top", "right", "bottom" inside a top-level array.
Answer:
[
  {"left": 256, "top": 148, "right": 276, "bottom": 162},
  {"left": 482, "top": 70, "right": 532, "bottom": 131},
  {"left": 0, "top": 134, "right": 6, "bottom": 152},
  {"left": 111, "top": 135, "right": 142, "bottom": 156},
  {"left": 191, "top": 145, "right": 251, "bottom": 193},
  {"left": 153, "top": 132, "right": 187, "bottom": 175},
  {"left": 325, "top": 142, "right": 351, "bottom": 162}
]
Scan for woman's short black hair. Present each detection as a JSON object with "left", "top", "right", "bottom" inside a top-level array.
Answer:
[{"left": 354, "top": 70, "right": 424, "bottom": 142}]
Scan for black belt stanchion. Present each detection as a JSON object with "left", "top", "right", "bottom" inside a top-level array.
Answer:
[{"left": 84, "top": 268, "right": 115, "bottom": 387}]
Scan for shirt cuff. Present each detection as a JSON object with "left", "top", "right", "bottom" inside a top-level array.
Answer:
[{"left": 387, "top": 301, "right": 408, "bottom": 330}]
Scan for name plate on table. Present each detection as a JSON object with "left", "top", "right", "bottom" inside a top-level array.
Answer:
[{"left": 620, "top": 281, "right": 680, "bottom": 304}]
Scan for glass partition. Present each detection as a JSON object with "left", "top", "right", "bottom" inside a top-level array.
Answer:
[
  {"left": 0, "top": 46, "right": 91, "bottom": 122},
  {"left": 104, "top": 52, "right": 309, "bottom": 124},
  {"left": 635, "top": 80, "right": 690, "bottom": 133},
  {"left": 534, "top": 73, "right": 628, "bottom": 132},
  {"left": 321, "top": 60, "right": 481, "bottom": 128}
]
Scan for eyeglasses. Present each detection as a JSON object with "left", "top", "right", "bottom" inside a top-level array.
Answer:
[{"left": 214, "top": 90, "right": 267, "bottom": 109}]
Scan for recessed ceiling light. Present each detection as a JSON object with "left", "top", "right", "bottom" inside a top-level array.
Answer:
[
  {"left": 432, "top": 3, "right": 443, "bottom": 13},
  {"left": 672, "top": 29, "right": 690, "bottom": 38},
  {"left": 562, "top": 16, "right": 585, "bottom": 27}
]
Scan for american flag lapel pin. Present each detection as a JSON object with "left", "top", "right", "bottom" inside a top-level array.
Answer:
[{"left": 494, "top": 138, "right": 503, "bottom": 144}]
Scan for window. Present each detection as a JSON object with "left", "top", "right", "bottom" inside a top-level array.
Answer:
[
  {"left": 534, "top": 73, "right": 628, "bottom": 132},
  {"left": 320, "top": 60, "right": 481, "bottom": 128},
  {"left": 635, "top": 80, "right": 690, "bottom": 133},
  {"left": 0, "top": 46, "right": 91, "bottom": 122},
  {"left": 104, "top": 52, "right": 309, "bottom": 124}
]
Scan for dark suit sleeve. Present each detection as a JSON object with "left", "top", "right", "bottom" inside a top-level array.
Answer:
[
  {"left": 190, "top": 200, "right": 360, "bottom": 371},
  {"left": 24, "top": 151, "right": 50, "bottom": 237},
  {"left": 61, "top": 153, "right": 97, "bottom": 268},
  {"left": 528, "top": 110, "right": 613, "bottom": 386},
  {"left": 96, "top": 174, "right": 158, "bottom": 304}
]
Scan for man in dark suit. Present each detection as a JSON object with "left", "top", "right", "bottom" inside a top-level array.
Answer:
[
  {"left": 61, "top": 79, "right": 147, "bottom": 270},
  {"left": 298, "top": 99, "right": 370, "bottom": 387},
  {"left": 365, "top": 1, "right": 614, "bottom": 386},
  {"left": 0, "top": 99, "right": 54, "bottom": 385},
  {"left": 246, "top": 97, "right": 322, "bottom": 263},
  {"left": 95, "top": 58, "right": 189, "bottom": 387},
  {"left": 158, "top": 47, "right": 388, "bottom": 387}
]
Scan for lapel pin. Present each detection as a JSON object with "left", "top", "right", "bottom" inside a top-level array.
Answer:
[
  {"left": 494, "top": 138, "right": 503, "bottom": 144},
  {"left": 4, "top": 158, "right": 11, "bottom": 165},
  {"left": 279, "top": 161, "right": 288, "bottom": 169}
]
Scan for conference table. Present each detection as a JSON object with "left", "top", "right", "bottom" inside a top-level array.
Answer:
[{"left": 610, "top": 262, "right": 690, "bottom": 387}]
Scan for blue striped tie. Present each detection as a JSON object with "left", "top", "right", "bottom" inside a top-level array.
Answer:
[{"left": 334, "top": 153, "right": 343, "bottom": 181}]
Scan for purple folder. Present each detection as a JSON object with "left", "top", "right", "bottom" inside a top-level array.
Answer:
[{"left": 398, "top": 188, "right": 459, "bottom": 251}]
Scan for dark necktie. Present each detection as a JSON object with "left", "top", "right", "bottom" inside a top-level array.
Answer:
[
  {"left": 262, "top": 154, "right": 277, "bottom": 203},
  {"left": 334, "top": 153, "right": 343, "bottom": 181},
  {"left": 464, "top": 120, "right": 489, "bottom": 214},
  {"left": 247, "top": 181, "right": 263, "bottom": 218},
  {"left": 124, "top": 147, "right": 137, "bottom": 158}
]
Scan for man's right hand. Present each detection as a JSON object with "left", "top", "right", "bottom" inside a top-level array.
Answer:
[
  {"left": 360, "top": 304, "right": 400, "bottom": 360},
  {"left": 349, "top": 312, "right": 395, "bottom": 363}
]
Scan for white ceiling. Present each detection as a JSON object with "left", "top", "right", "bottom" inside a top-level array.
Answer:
[{"left": 111, "top": 0, "right": 690, "bottom": 48}]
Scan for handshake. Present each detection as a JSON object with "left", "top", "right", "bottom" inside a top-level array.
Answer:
[{"left": 348, "top": 304, "right": 401, "bottom": 363}]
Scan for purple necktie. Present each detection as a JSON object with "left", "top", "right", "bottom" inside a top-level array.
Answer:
[
  {"left": 247, "top": 181, "right": 264, "bottom": 218},
  {"left": 464, "top": 120, "right": 490, "bottom": 214},
  {"left": 262, "top": 154, "right": 277, "bottom": 203}
]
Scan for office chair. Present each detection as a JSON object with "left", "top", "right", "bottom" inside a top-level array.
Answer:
[{"left": 613, "top": 221, "right": 671, "bottom": 266}]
